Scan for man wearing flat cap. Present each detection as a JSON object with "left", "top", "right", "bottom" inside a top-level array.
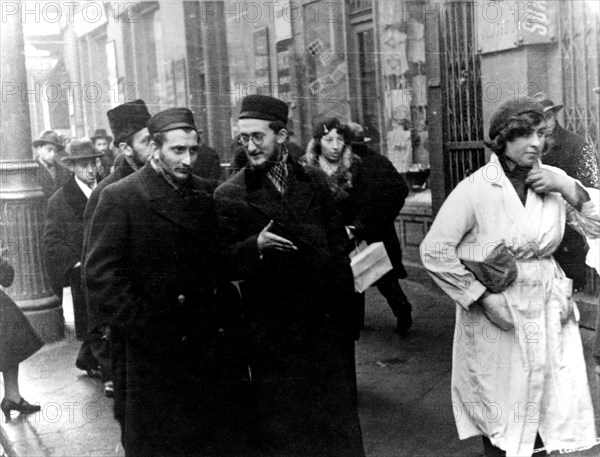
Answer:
[
  {"left": 85, "top": 108, "right": 242, "bottom": 457},
  {"left": 33, "top": 130, "right": 72, "bottom": 199},
  {"left": 214, "top": 94, "right": 365, "bottom": 456},
  {"left": 43, "top": 139, "right": 102, "bottom": 377},
  {"left": 81, "top": 100, "right": 152, "bottom": 403},
  {"left": 533, "top": 92, "right": 600, "bottom": 291}
]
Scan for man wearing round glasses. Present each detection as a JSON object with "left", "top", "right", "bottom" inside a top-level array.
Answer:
[{"left": 214, "top": 94, "right": 365, "bottom": 456}]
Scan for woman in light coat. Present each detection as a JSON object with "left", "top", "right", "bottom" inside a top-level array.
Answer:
[{"left": 421, "top": 97, "right": 600, "bottom": 457}]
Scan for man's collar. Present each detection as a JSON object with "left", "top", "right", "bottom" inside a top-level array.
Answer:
[{"left": 74, "top": 175, "right": 95, "bottom": 198}]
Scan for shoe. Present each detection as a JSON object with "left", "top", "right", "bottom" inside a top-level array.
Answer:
[
  {"left": 104, "top": 381, "right": 114, "bottom": 398},
  {"left": 395, "top": 310, "right": 413, "bottom": 337},
  {"left": 76, "top": 361, "right": 102, "bottom": 378},
  {"left": 1, "top": 397, "right": 41, "bottom": 422}
]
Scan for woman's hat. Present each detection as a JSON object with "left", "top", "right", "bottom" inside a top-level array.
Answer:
[
  {"left": 61, "top": 139, "right": 104, "bottom": 164},
  {"left": 532, "top": 92, "right": 564, "bottom": 114},
  {"left": 344, "top": 122, "right": 372, "bottom": 145},
  {"left": 32, "top": 130, "right": 62, "bottom": 148},
  {"left": 312, "top": 117, "right": 343, "bottom": 138},
  {"left": 90, "top": 128, "right": 113, "bottom": 144},
  {"left": 488, "top": 97, "right": 545, "bottom": 140}
]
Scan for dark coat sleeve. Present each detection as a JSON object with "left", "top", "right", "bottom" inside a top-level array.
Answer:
[
  {"left": 351, "top": 154, "right": 409, "bottom": 241},
  {"left": 213, "top": 181, "right": 262, "bottom": 280},
  {"left": 84, "top": 187, "right": 149, "bottom": 336},
  {"left": 43, "top": 191, "right": 80, "bottom": 291}
]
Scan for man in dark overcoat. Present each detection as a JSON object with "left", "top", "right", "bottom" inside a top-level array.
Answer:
[
  {"left": 33, "top": 130, "right": 72, "bottom": 200},
  {"left": 43, "top": 139, "right": 103, "bottom": 377},
  {"left": 82, "top": 100, "right": 152, "bottom": 401},
  {"left": 214, "top": 94, "right": 365, "bottom": 457},
  {"left": 85, "top": 108, "right": 244, "bottom": 457},
  {"left": 344, "top": 122, "right": 413, "bottom": 335},
  {"left": 532, "top": 93, "right": 600, "bottom": 291}
]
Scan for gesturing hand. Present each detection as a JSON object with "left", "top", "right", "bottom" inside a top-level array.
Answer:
[{"left": 257, "top": 220, "right": 298, "bottom": 254}]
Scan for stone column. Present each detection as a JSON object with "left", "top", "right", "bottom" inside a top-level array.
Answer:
[{"left": 1, "top": 3, "right": 64, "bottom": 342}]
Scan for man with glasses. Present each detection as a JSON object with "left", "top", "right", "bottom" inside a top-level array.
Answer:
[{"left": 214, "top": 94, "right": 365, "bottom": 457}]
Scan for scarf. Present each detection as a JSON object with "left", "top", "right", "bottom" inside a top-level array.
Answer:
[
  {"left": 498, "top": 154, "right": 532, "bottom": 206},
  {"left": 265, "top": 146, "right": 289, "bottom": 194}
]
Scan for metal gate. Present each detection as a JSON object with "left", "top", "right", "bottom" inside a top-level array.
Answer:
[
  {"left": 559, "top": 0, "right": 600, "bottom": 292},
  {"left": 439, "top": 1, "right": 485, "bottom": 194}
]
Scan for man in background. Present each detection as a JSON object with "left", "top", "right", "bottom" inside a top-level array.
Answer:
[
  {"left": 44, "top": 140, "right": 103, "bottom": 380},
  {"left": 534, "top": 92, "right": 600, "bottom": 291},
  {"left": 33, "top": 130, "right": 71, "bottom": 200}
]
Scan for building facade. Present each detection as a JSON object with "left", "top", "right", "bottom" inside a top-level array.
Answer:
[{"left": 46, "top": 0, "right": 598, "bottom": 289}]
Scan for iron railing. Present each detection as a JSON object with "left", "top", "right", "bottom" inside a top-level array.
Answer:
[{"left": 439, "top": 1, "right": 485, "bottom": 193}]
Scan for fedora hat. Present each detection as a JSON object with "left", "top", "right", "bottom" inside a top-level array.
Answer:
[
  {"left": 32, "top": 130, "right": 62, "bottom": 148},
  {"left": 61, "top": 139, "right": 104, "bottom": 164},
  {"left": 532, "top": 92, "right": 564, "bottom": 114},
  {"left": 90, "top": 128, "right": 113, "bottom": 143}
]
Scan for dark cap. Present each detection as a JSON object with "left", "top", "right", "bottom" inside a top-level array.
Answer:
[
  {"left": 312, "top": 117, "right": 343, "bottom": 139},
  {"left": 108, "top": 100, "right": 151, "bottom": 145},
  {"left": 531, "top": 92, "right": 564, "bottom": 114},
  {"left": 239, "top": 95, "right": 288, "bottom": 124},
  {"left": 32, "top": 130, "right": 62, "bottom": 148},
  {"left": 90, "top": 128, "right": 113, "bottom": 143},
  {"left": 344, "top": 122, "right": 372, "bottom": 145},
  {"left": 61, "top": 139, "right": 104, "bottom": 164},
  {"left": 488, "top": 97, "right": 545, "bottom": 140},
  {"left": 147, "top": 108, "right": 197, "bottom": 136}
]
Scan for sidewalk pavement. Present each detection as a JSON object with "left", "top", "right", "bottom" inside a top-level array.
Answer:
[{"left": 1, "top": 278, "right": 599, "bottom": 457}]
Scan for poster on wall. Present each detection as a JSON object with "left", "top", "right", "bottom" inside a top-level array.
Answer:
[{"left": 254, "top": 27, "right": 271, "bottom": 91}]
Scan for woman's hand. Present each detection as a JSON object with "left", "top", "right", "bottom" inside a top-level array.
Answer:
[
  {"left": 525, "top": 165, "right": 569, "bottom": 194},
  {"left": 526, "top": 164, "right": 590, "bottom": 209},
  {"left": 478, "top": 291, "right": 513, "bottom": 331}
]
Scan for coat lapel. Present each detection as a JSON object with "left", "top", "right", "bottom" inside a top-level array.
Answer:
[
  {"left": 63, "top": 176, "right": 88, "bottom": 219},
  {"left": 244, "top": 160, "right": 315, "bottom": 224},
  {"left": 489, "top": 156, "right": 537, "bottom": 243},
  {"left": 139, "top": 165, "right": 211, "bottom": 233}
]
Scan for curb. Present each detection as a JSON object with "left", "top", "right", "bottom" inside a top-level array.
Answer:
[{"left": 0, "top": 412, "right": 48, "bottom": 457}]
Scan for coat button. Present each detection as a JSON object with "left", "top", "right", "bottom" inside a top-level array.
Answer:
[{"left": 177, "top": 294, "right": 186, "bottom": 304}]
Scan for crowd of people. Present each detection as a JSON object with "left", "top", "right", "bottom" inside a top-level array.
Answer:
[{"left": 0, "top": 93, "right": 599, "bottom": 457}]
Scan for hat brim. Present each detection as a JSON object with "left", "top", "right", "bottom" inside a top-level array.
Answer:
[
  {"left": 351, "top": 137, "right": 372, "bottom": 145},
  {"left": 153, "top": 122, "right": 197, "bottom": 134},
  {"left": 61, "top": 153, "right": 104, "bottom": 163},
  {"left": 543, "top": 104, "right": 564, "bottom": 113},
  {"left": 91, "top": 135, "right": 113, "bottom": 143},
  {"left": 239, "top": 111, "right": 286, "bottom": 123},
  {"left": 32, "top": 140, "right": 61, "bottom": 148}
]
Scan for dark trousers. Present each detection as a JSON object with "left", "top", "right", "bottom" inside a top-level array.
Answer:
[
  {"left": 482, "top": 434, "right": 545, "bottom": 457},
  {"left": 71, "top": 268, "right": 111, "bottom": 380},
  {"left": 375, "top": 271, "right": 411, "bottom": 318}
]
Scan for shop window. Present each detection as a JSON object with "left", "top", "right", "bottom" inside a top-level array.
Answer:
[{"left": 376, "top": 1, "right": 430, "bottom": 192}]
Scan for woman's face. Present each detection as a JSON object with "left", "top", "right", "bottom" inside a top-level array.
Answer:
[
  {"left": 319, "top": 128, "right": 345, "bottom": 164},
  {"left": 504, "top": 121, "right": 547, "bottom": 168}
]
